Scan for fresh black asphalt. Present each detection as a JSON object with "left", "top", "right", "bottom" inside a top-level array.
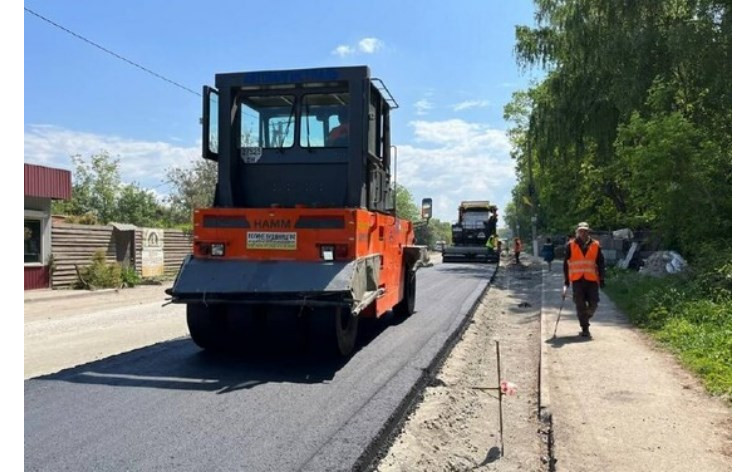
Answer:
[{"left": 25, "top": 262, "right": 497, "bottom": 471}]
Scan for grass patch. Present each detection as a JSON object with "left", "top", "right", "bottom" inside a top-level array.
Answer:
[{"left": 604, "top": 266, "right": 731, "bottom": 400}]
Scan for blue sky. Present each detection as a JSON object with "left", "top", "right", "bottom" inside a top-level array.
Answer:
[{"left": 24, "top": 0, "right": 543, "bottom": 222}]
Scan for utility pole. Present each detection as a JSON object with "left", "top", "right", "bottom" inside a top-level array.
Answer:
[
  {"left": 526, "top": 123, "right": 538, "bottom": 258},
  {"left": 514, "top": 199, "right": 520, "bottom": 238}
]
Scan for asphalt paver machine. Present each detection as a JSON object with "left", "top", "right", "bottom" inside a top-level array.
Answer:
[
  {"left": 442, "top": 200, "right": 500, "bottom": 263},
  {"left": 168, "top": 66, "right": 429, "bottom": 356}
]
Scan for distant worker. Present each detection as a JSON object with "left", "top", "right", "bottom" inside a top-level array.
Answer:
[
  {"left": 514, "top": 237, "right": 522, "bottom": 265},
  {"left": 486, "top": 233, "right": 497, "bottom": 253},
  {"left": 541, "top": 237, "right": 555, "bottom": 271},
  {"left": 563, "top": 222, "right": 606, "bottom": 338},
  {"left": 326, "top": 108, "right": 350, "bottom": 146}
]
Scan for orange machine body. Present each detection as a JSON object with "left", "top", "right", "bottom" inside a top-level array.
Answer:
[{"left": 192, "top": 207, "right": 415, "bottom": 317}]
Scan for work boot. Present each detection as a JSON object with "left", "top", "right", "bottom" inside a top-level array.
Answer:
[{"left": 580, "top": 327, "right": 591, "bottom": 338}]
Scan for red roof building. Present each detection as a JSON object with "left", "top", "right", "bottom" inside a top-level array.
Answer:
[{"left": 24, "top": 163, "right": 72, "bottom": 290}]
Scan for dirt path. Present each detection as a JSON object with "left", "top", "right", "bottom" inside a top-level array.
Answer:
[
  {"left": 540, "top": 262, "right": 732, "bottom": 471},
  {"left": 375, "top": 258, "right": 549, "bottom": 471}
]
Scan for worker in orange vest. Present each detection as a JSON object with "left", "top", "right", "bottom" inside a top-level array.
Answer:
[
  {"left": 563, "top": 222, "right": 606, "bottom": 338},
  {"left": 513, "top": 237, "right": 523, "bottom": 264},
  {"left": 326, "top": 108, "right": 350, "bottom": 146}
]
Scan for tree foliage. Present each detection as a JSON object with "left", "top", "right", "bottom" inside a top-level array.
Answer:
[
  {"left": 395, "top": 184, "right": 419, "bottom": 221},
  {"left": 54, "top": 152, "right": 121, "bottom": 224},
  {"left": 394, "top": 184, "right": 451, "bottom": 246},
  {"left": 53, "top": 152, "right": 171, "bottom": 227},
  {"left": 504, "top": 0, "right": 731, "bottom": 260},
  {"left": 115, "top": 183, "right": 167, "bottom": 228},
  {"left": 414, "top": 218, "right": 452, "bottom": 248},
  {"left": 164, "top": 158, "right": 218, "bottom": 223}
]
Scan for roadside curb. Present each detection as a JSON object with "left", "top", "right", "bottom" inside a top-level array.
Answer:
[
  {"left": 539, "top": 266, "right": 556, "bottom": 470},
  {"left": 24, "top": 288, "right": 121, "bottom": 304},
  {"left": 539, "top": 267, "right": 552, "bottom": 420},
  {"left": 24, "top": 283, "right": 169, "bottom": 304}
]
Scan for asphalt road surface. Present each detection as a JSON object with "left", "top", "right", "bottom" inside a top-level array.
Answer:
[{"left": 25, "top": 262, "right": 497, "bottom": 472}]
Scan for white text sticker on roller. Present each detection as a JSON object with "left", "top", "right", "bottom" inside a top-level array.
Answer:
[{"left": 247, "top": 232, "right": 297, "bottom": 250}]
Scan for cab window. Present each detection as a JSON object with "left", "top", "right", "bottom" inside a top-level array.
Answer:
[
  {"left": 239, "top": 95, "right": 296, "bottom": 148},
  {"left": 300, "top": 93, "right": 350, "bottom": 148}
]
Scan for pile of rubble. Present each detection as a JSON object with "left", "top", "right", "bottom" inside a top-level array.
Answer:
[{"left": 639, "top": 251, "right": 688, "bottom": 277}]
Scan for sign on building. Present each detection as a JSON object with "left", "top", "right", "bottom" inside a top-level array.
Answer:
[{"left": 141, "top": 228, "right": 164, "bottom": 277}]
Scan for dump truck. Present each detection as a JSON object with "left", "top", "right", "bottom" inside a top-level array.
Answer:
[
  {"left": 166, "top": 66, "right": 429, "bottom": 356},
  {"left": 442, "top": 201, "right": 500, "bottom": 263}
]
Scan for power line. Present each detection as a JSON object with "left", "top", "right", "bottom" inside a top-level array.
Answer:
[{"left": 24, "top": 7, "right": 200, "bottom": 97}]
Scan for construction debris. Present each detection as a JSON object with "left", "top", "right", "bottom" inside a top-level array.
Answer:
[{"left": 639, "top": 251, "right": 688, "bottom": 277}]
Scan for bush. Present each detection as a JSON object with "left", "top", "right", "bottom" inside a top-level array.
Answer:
[
  {"left": 76, "top": 250, "right": 122, "bottom": 289},
  {"left": 65, "top": 211, "right": 100, "bottom": 225},
  {"left": 121, "top": 266, "right": 141, "bottom": 287}
]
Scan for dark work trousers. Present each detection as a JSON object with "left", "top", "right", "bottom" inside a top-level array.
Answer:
[
  {"left": 572, "top": 279, "right": 600, "bottom": 329},
  {"left": 515, "top": 251, "right": 521, "bottom": 264}
]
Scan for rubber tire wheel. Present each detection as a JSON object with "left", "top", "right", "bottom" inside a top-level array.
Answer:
[
  {"left": 335, "top": 306, "right": 359, "bottom": 357},
  {"left": 394, "top": 265, "right": 417, "bottom": 318},
  {"left": 187, "top": 304, "right": 227, "bottom": 351}
]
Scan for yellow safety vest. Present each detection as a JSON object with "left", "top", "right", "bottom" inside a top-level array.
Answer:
[{"left": 486, "top": 235, "right": 496, "bottom": 249}]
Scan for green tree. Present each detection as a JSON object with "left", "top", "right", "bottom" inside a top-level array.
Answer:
[
  {"left": 115, "top": 184, "right": 165, "bottom": 227},
  {"left": 53, "top": 152, "right": 176, "bottom": 227},
  {"left": 55, "top": 152, "right": 121, "bottom": 224},
  {"left": 395, "top": 184, "right": 419, "bottom": 221},
  {"left": 414, "top": 218, "right": 452, "bottom": 247},
  {"left": 505, "top": 0, "right": 731, "bottom": 258},
  {"left": 613, "top": 111, "right": 729, "bottom": 253},
  {"left": 165, "top": 158, "right": 218, "bottom": 223}
]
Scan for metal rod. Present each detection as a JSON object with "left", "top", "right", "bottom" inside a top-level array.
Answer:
[{"left": 496, "top": 341, "right": 504, "bottom": 456}]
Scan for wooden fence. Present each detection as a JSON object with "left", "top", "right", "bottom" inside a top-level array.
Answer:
[
  {"left": 50, "top": 223, "right": 193, "bottom": 289},
  {"left": 51, "top": 224, "right": 118, "bottom": 289}
]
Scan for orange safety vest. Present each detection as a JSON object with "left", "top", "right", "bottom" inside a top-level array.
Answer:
[
  {"left": 327, "top": 124, "right": 349, "bottom": 143},
  {"left": 568, "top": 239, "right": 600, "bottom": 282}
]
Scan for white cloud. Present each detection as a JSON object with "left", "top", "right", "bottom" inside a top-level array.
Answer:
[
  {"left": 24, "top": 124, "right": 200, "bottom": 192},
  {"left": 452, "top": 100, "right": 490, "bottom": 111},
  {"left": 332, "top": 37, "right": 384, "bottom": 57},
  {"left": 413, "top": 99, "right": 434, "bottom": 116},
  {"left": 395, "top": 119, "right": 516, "bottom": 222},
  {"left": 358, "top": 38, "right": 383, "bottom": 54},
  {"left": 331, "top": 45, "right": 355, "bottom": 57}
]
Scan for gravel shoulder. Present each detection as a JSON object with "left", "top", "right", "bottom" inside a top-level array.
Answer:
[{"left": 375, "top": 257, "right": 548, "bottom": 471}]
